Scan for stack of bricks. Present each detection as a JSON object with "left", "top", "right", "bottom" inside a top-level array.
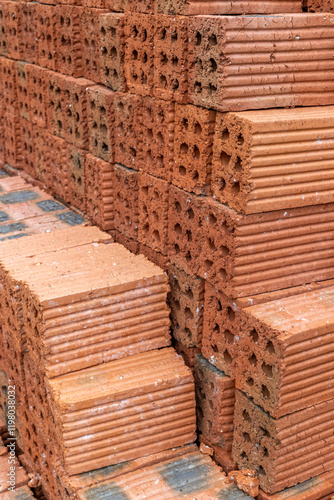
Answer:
[{"left": 1, "top": 0, "right": 334, "bottom": 498}]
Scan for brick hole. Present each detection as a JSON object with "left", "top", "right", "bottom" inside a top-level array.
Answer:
[
  {"left": 175, "top": 201, "right": 182, "bottom": 213},
  {"left": 172, "top": 56, "right": 179, "bottom": 67},
  {"left": 217, "top": 299, "right": 223, "bottom": 311},
  {"left": 193, "top": 145, "right": 200, "bottom": 160},
  {"left": 160, "top": 52, "right": 168, "bottom": 65},
  {"left": 174, "top": 299, "right": 181, "bottom": 311},
  {"left": 185, "top": 251, "right": 192, "bottom": 262},
  {"left": 182, "top": 118, "right": 188, "bottom": 130},
  {"left": 160, "top": 28, "right": 166, "bottom": 39},
  {"left": 179, "top": 166, "right": 186, "bottom": 176},
  {"left": 236, "top": 133, "right": 244, "bottom": 146},
  {"left": 194, "top": 81, "right": 202, "bottom": 93},
  {"left": 262, "top": 363, "right": 273, "bottom": 378},
  {"left": 250, "top": 329, "right": 258, "bottom": 343},
  {"left": 209, "top": 213, "right": 217, "bottom": 226},
  {"left": 195, "top": 32, "right": 202, "bottom": 45},
  {"left": 258, "top": 466, "right": 266, "bottom": 475},
  {"left": 147, "top": 150, "right": 152, "bottom": 161},
  {"left": 266, "top": 340, "right": 275, "bottom": 354},
  {"left": 246, "top": 377, "right": 254, "bottom": 387},
  {"left": 208, "top": 237, "right": 215, "bottom": 250},
  {"left": 208, "top": 33, "right": 217, "bottom": 46},
  {"left": 160, "top": 74, "right": 167, "bottom": 87},
  {"left": 241, "top": 451, "right": 248, "bottom": 460},
  {"left": 249, "top": 353, "right": 257, "bottom": 366},
  {"left": 180, "top": 143, "right": 188, "bottom": 153},
  {"left": 153, "top": 230, "right": 161, "bottom": 243},
  {"left": 243, "top": 432, "right": 251, "bottom": 443},
  {"left": 102, "top": 142, "right": 109, "bottom": 152},
  {"left": 185, "top": 307, "right": 194, "bottom": 320},
  {"left": 185, "top": 327, "right": 192, "bottom": 340},
  {"left": 186, "top": 288, "right": 194, "bottom": 300},
  {"left": 132, "top": 25, "right": 139, "bottom": 37},
  {"left": 218, "top": 268, "right": 227, "bottom": 280},
  {"left": 174, "top": 223, "right": 182, "bottom": 235},
  {"left": 209, "top": 84, "right": 217, "bottom": 95},
  {"left": 187, "top": 208, "right": 194, "bottom": 219},
  {"left": 220, "top": 151, "right": 231, "bottom": 168},
  {"left": 225, "top": 329, "right": 234, "bottom": 344},
  {"left": 263, "top": 447, "right": 269, "bottom": 457},
  {"left": 221, "top": 245, "right": 229, "bottom": 257},
  {"left": 223, "top": 350, "right": 232, "bottom": 364},
  {"left": 204, "top": 259, "right": 213, "bottom": 271},
  {"left": 143, "top": 223, "right": 149, "bottom": 234},
  {"left": 261, "top": 385, "right": 270, "bottom": 399},
  {"left": 259, "top": 426, "right": 270, "bottom": 438},
  {"left": 242, "top": 410, "right": 251, "bottom": 422},
  {"left": 231, "top": 181, "right": 240, "bottom": 195},
  {"left": 227, "top": 306, "right": 235, "bottom": 322}
]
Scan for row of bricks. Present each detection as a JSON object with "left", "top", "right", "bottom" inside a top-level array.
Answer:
[
  {"left": 4, "top": 60, "right": 334, "bottom": 215},
  {"left": 1, "top": 7, "right": 334, "bottom": 112}
]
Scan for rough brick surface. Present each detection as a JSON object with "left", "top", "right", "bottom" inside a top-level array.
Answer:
[
  {"left": 154, "top": 15, "right": 188, "bottom": 103},
  {"left": 199, "top": 435, "right": 237, "bottom": 474},
  {"left": 84, "top": 153, "right": 114, "bottom": 230},
  {"left": 32, "top": 126, "right": 48, "bottom": 182},
  {"left": 114, "top": 164, "right": 139, "bottom": 240},
  {"left": 194, "top": 354, "right": 235, "bottom": 449},
  {"left": 99, "top": 13, "right": 126, "bottom": 91},
  {"left": 20, "top": 2, "right": 37, "bottom": 64},
  {"left": 138, "top": 173, "right": 169, "bottom": 254},
  {"left": 212, "top": 107, "right": 334, "bottom": 214},
  {"left": 87, "top": 85, "right": 115, "bottom": 161},
  {"left": 27, "top": 65, "right": 48, "bottom": 129},
  {"left": 55, "top": 6, "right": 82, "bottom": 77},
  {"left": 15, "top": 61, "right": 30, "bottom": 121},
  {"left": 233, "top": 390, "right": 334, "bottom": 494},
  {"left": 66, "top": 145, "right": 86, "bottom": 211},
  {"left": 44, "top": 134, "right": 69, "bottom": 199},
  {"left": 4, "top": 113, "right": 21, "bottom": 168},
  {"left": 138, "top": 96, "right": 175, "bottom": 181},
  {"left": 3, "top": 2, "right": 21, "bottom": 60},
  {"left": 19, "top": 118, "right": 34, "bottom": 175},
  {"left": 173, "top": 103, "right": 215, "bottom": 194},
  {"left": 0, "top": 3, "right": 7, "bottom": 57},
  {"left": 35, "top": 4, "right": 57, "bottom": 71},
  {"left": 188, "top": 14, "right": 334, "bottom": 112},
  {"left": 113, "top": 92, "right": 142, "bottom": 169},
  {"left": 258, "top": 470, "right": 334, "bottom": 500},
  {"left": 124, "top": 13, "right": 154, "bottom": 96},
  {"left": 167, "top": 263, "right": 204, "bottom": 347},
  {"left": 81, "top": 8, "right": 108, "bottom": 83},
  {"left": 139, "top": 242, "right": 169, "bottom": 271},
  {"left": 308, "top": 0, "right": 334, "bottom": 10},
  {"left": 157, "top": 0, "right": 302, "bottom": 14},
  {"left": 1, "top": 57, "right": 17, "bottom": 115},
  {"left": 47, "top": 70, "right": 66, "bottom": 139}
]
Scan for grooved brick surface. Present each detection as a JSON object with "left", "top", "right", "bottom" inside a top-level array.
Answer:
[
  {"left": 258, "top": 470, "right": 334, "bottom": 500},
  {"left": 113, "top": 164, "right": 139, "bottom": 240},
  {"left": 87, "top": 85, "right": 115, "bottom": 162},
  {"left": 233, "top": 390, "right": 334, "bottom": 493},
  {"left": 99, "top": 13, "right": 126, "bottom": 92},
  {"left": 173, "top": 103, "right": 215, "bottom": 194},
  {"left": 167, "top": 263, "right": 204, "bottom": 347},
  {"left": 157, "top": 0, "right": 302, "bottom": 14},
  {"left": 188, "top": 14, "right": 334, "bottom": 112},
  {"left": 212, "top": 106, "right": 334, "bottom": 213}
]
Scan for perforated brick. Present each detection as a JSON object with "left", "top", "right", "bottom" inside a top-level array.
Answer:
[
  {"left": 87, "top": 85, "right": 115, "bottom": 161},
  {"left": 114, "top": 163, "right": 139, "bottom": 240},
  {"left": 84, "top": 153, "right": 114, "bottom": 230},
  {"left": 114, "top": 92, "right": 142, "bottom": 169},
  {"left": 15, "top": 61, "right": 30, "bottom": 121},
  {"left": 47, "top": 70, "right": 66, "bottom": 138},
  {"left": 36, "top": 4, "right": 57, "bottom": 71},
  {"left": 154, "top": 14, "right": 188, "bottom": 103},
  {"left": 66, "top": 145, "right": 86, "bottom": 211},
  {"left": 138, "top": 96, "right": 174, "bottom": 181},
  {"left": 0, "top": 3, "right": 7, "bottom": 57},
  {"left": 20, "top": 2, "right": 37, "bottom": 64},
  {"left": 20, "top": 118, "right": 34, "bottom": 175},
  {"left": 157, "top": 0, "right": 302, "bottom": 13},
  {"left": 138, "top": 173, "right": 169, "bottom": 254},
  {"left": 3, "top": 2, "right": 21, "bottom": 60},
  {"left": 99, "top": 13, "right": 126, "bottom": 91},
  {"left": 194, "top": 354, "right": 235, "bottom": 450},
  {"left": 27, "top": 64, "right": 48, "bottom": 128},
  {"left": 32, "top": 126, "right": 48, "bottom": 182},
  {"left": 308, "top": 0, "right": 334, "bottom": 10},
  {"left": 0, "top": 57, "right": 17, "bottom": 114},
  {"left": 55, "top": 6, "right": 82, "bottom": 77},
  {"left": 44, "top": 134, "right": 69, "bottom": 199},
  {"left": 3, "top": 113, "right": 21, "bottom": 168},
  {"left": 81, "top": 8, "right": 108, "bottom": 82},
  {"left": 167, "top": 263, "right": 204, "bottom": 347},
  {"left": 124, "top": 13, "right": 154, "bottom": 96},
  {"left": 173, "top": 103, "right": 215, "bottom": 194}
]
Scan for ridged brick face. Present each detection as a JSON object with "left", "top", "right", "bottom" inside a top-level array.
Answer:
[
  {"left": 188, "top": 14, "right": 334, "bottom": 112},
  {"left": 258, "top": 470, "right": 334, "bottom": 500},
  {"left": 167, "top": 263, "right": 204, "bottom": 348},
  {"left": 87, "top": 85, "right": 115, "bottom": 162},
  {"left": 173, "top": 103, "right": 215, "bottom": 194},
  {"left": 99, "top": 13, "right": 126, "bottom": 92},
  {"left": 212, "top": 107, "right": 334, "bottom": 214},
  {"left": 113, "top": 163, "right": 139, "bottom": 240},
  {"left": 233, "top": 390, "right": 334, "bottom": 494},
  {"left": 157, "top": 0, "right": 302, "bottom": 14},
  {"left": 154, "top": 15, "right": 188, "bottom": 103}
]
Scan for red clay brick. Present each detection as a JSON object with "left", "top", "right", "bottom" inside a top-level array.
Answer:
[
  {"left": 173, "top": 103, "right": 215, "bottom": 194},
  {"left": 188, "top": 14, "right": 334, "bottom": 112},
  {"left": 99, "top": 13, "right": 126, "bottom": 91},
  {"left": 3, "top": 2, "right": 21, "bottom": 60},
  {"left": 35, "top": 4, "right": 57, "bottom": 71},
  {"left": 113, "top": 230, "right": 139, "bottom": 254},
  {"left": 55, "top": 6, "right": 82, "bottom": 77},
  {"left": 258, "top": 470, "right": 334, "bottom": 500},
  {"left": 0, "top": 114, "right": 5, "bottom": 164},
  {"left": 0, "top": 57, "right": 17, "bottom": 115},
  {"left": 84, "top": 153, "right": 114, "bottom": 230},
  {"left": 157, "top": 0, "right": 302, "bottom": 14},
  {"left": 114, "top": 163, "right": 139, "bottom": 240},
  {"left": 27, "top": 64, "right": 48, "bottom": 129},
  {"left": 19, "top": 118, "right": 34, "bottom": 175},
  {"left": 199, "top": 435, "right": 237, "bottom": 474},
  {"left": 212, "top": 107, "right": 334, "bottom": 214},
  {"left": 0, "top": 3, "right": 7, "bottom": 57},
  {"left": 138, "top": 173, "right": 169, "bottom": 255},
  {"left": 138, "top": 96, "right": 174, "bottom": 181},
  {"left": 32, "top": 126, "right": 48, "bottom": 182},
  {"left": 105, "top": 0, "right": 128, "bottom": 10},
  {"left": 19, "top": 2, "right": 37, "bottom": 64},
  {"left": 81, "top": 8, "right": 108, "bottom": 82},
  {"left": 308, "top": 0, "right": 334, "bottom": 10},
  {"left": 138, "top": 243, "right": 169, "bottom": 271},
  {"left": 87, "top": 85, "right": 115, "bottom": 162},
  {"left": 113, "top": 92, "right": 142, "bottom": 169},
  {"left": 3, "top": 113, "right": 21, "bottom": 168},
  {"left": 44, "top": 134, "right": 69, "bottom": 199},
  {"left": 47, "top": 70, "right": 66, "bottom": 139},
  {"left": 154, "top": 14, "right": 188, "bottom": 103},
  {"left": 124, "top": 12, "right": 154, "bottom": 96},
  {"left": 66, "top": 145, "right": 86, "bottom": 211},
  {"left": 167, "top": 263, "right": 204, "bottom": 348},
  {"left": 194, "top": 354, "right": 235, "bottom": 450},
  {"left": 15, "top": 61, "right": 30, "bottom": 121}
]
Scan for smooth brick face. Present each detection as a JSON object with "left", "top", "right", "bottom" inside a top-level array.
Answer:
[
  {"left": 63, "top": 77, "right": 94, "bottom": 149},
  {"left": 66, "top": 145, "right": 86, "bottom": 210},
  {"left": 84, "top": 153, "right": 114, "bottom": 230},
  {"left": 173, "top": 103, "right": 215, "bottom": 194},
  {"left": 114, "top": 92, "right": 142, "bottom": 169},
  {"left": 138, "top": 173, "right": 169, "bottom": 254},
  {"left": 27, "top": 64, "right": 48, "bottom": 129},
  {"left": 167, "top": 263, "right": 204, "bottom": 347},
  {"left": 1, "top": 57, "right": 17, "bottom": 114},
  {"left": 99, "top": 13, "right": 126, "bottom": 92},
  {"left": 81, "top": 8, "right": 108, "bottom": 82},
  {"left": 36, "top": 4, "right": 57, "bottom": 71},
  {"left": 138, "top": 97, "right": 174, "bottom": 181},
  {"left": 154, "top": 15, "right": 188, "bottom": 103},
  {"left": 157, "top": 0, "right": 302, "bottom": 14},
  {"left": 55, "top": 6, "right": 82, "bottom": 77},
  {"left": 15, "top": 61, "right": 30, "bottom": 121},
  {"left": 124, "top": 13, "right": 154, "bottom": 96},
  {"left": 87, "top": 85, "right": 115, "bottom": 162},
  {"left": 194, "top": 354, "right": 235, "bottom": 449},
  {"left": 113, "top": 164, "right": 139, "bottom": 240}
]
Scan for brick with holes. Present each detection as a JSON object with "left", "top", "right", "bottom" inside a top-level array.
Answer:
[
  {"left": 43, "top": 134, "right": 69, "bottom": 199},
  {"left": 0, "top": 3, "right": 7, "bottom": 57},
  {"left": 27, "top": 64, "right": 48, "bottom": 129},
  {"left": 84, "top": 153, "right": 114, "bottom": 230},
  {"left": 0, "top": 114, "right": 5, "bottom": 163},
  {"left": 138, "top": 242, "right": 169, "bottom": 271},
  {"left": 99, "top": 13, "right": 126, "bottom": 92},
  {"left": 199, "top": 435, "right": 237, "bottom": 474},
  {"left": 138, "top": 96, "right": 174, "bottom": 181},
  {"left": 33, "top": 125, "right": 48, "bottom": 182},
  {"left": 47, "top": 70, "right": 66, "bottom": 138},
  {"left": 233, "top": 390, "right": 334, "bottom": 493},
  {"left": 258, "top": 470, "right": 334, "bottom": 500},
  {"left": 157, "top": 0, "right": 302, "bottom": 14},
  {"left": 81, "top": 8, "right": 108, "bottom": 82},
  {"left": 235, "top": 284, "right": 334, "bottom": 418},
  {"left": 3, "top": 2, "right": 21, "bottom": 60},
  {"left": 63, "top": 76, "right": 95, "bottom": 149},
  {"left": 3, "top": 113, "right": 21, "bottom": 168},
  {"left": 173, "top": 103, "right": 215, "bottom": 194},
  {"left": 114, "top": 92, "right": 142, "bottom": 169},
  {"left": 20, "top": 118, "right": 34, "bottom": 175},
  {"left": 138, "top": 173, "right": 170, "bottom": 255},
  {"left": 65, "top": 145, "right": 86, "bottom": 211},
  {"left": 127, "top": 0, "right": 156, "bottom": 12},
  {"left": 154, "top": 14, "right": 188, "bottom": 103},
  {"left": 167, "top": 263, "right": 204, "bottom": 348},
  {"left": 87, "top": 85, "right": 115, "bottom": 162},
  {"left": 124, "top": 13, "right": 154, "bottom": 96},
  {"left": 20, "top": 2, "right": 37, "bottom": 64},
  {"left": 188, "top": 14, "right": 334, "bottom": 112},
  {"left": 0, "top": 57, "right": 17, "bottom": 114},
  {"left": 113, "top": 164, "right": 139, "bottom": 240},
  {"left": 55, "top": 6, "right": 82, "bottom": 77},
  {"left": 15, "top": 61, "right": 30, "bottom": 121},
  {"left": 169, "top": 186, "right": 334, "bottom": 298},
  {"left": 194, "top": 354, "right": 235, "bottom": 450},
  {"left": 308, "top": 0, "right": 334, "bottom": 11},
  {"left": 35, "top": 4, "right": 57, "bottom": 71},
  {"left": 105, "top": 0, "right": 128, "bottom": 10}
]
